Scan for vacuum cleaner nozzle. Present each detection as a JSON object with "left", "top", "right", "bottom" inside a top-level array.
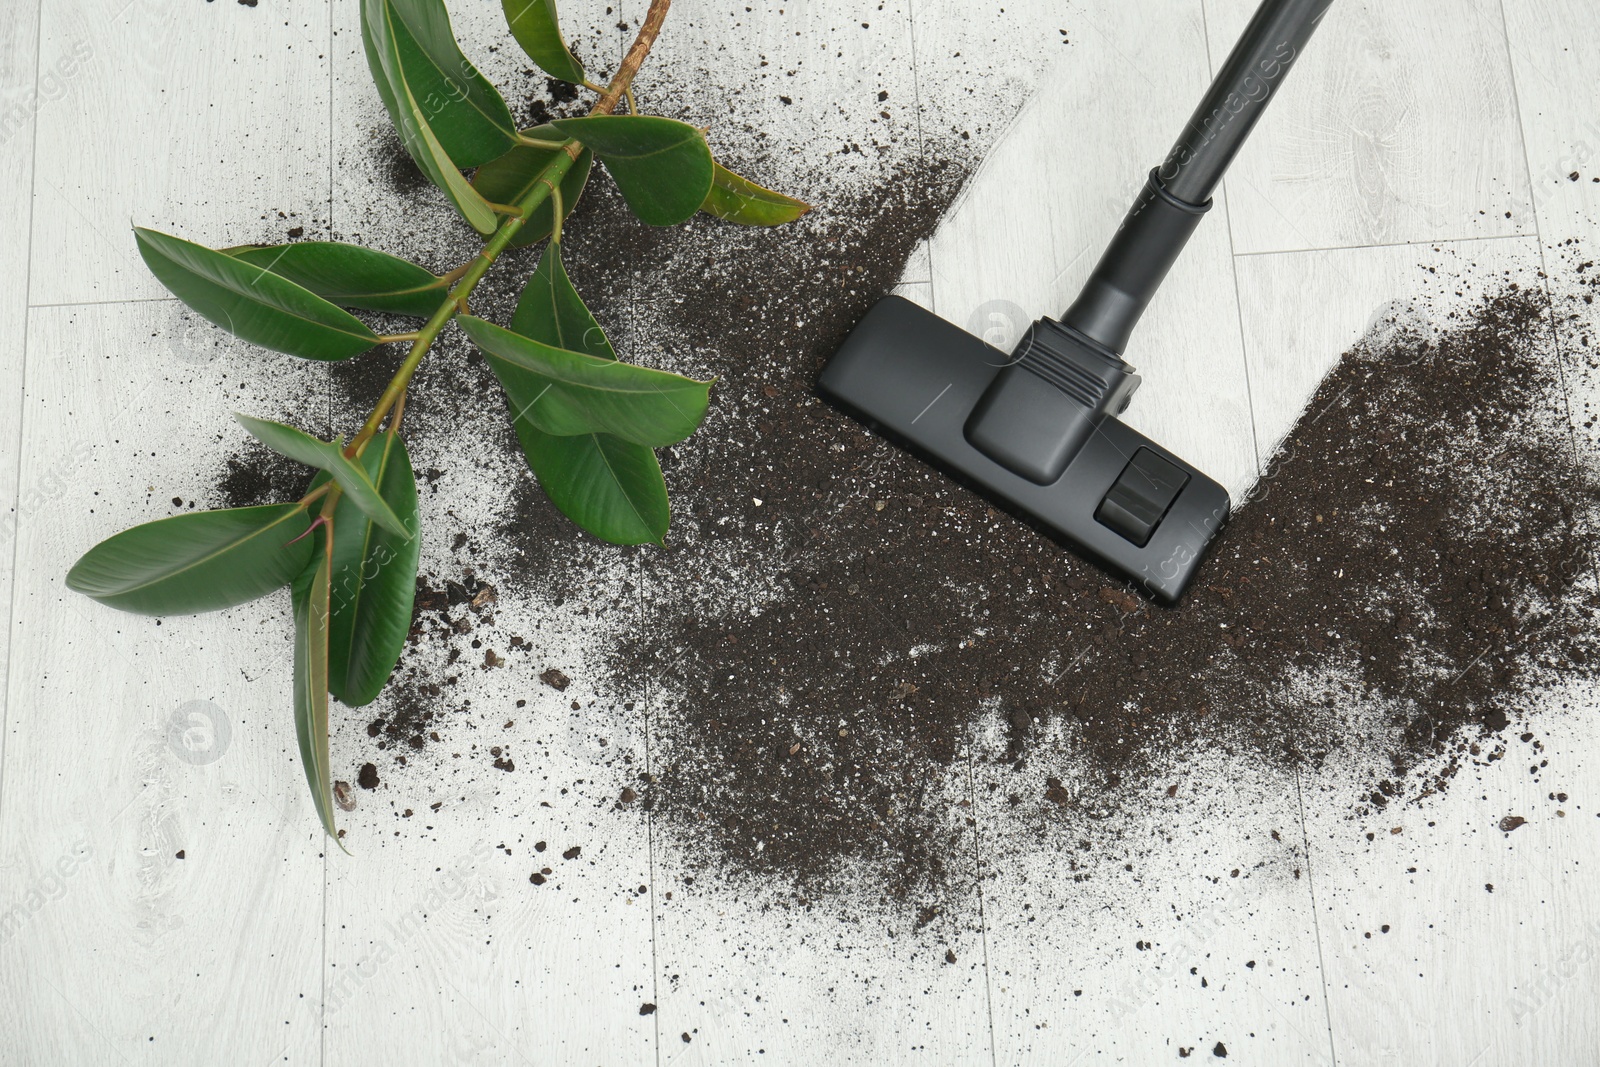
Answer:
[
  {"left": 819, "top": 0, "right": 1333, "bottom": 602},
  {"left": 818, "top": 296, "right": 1229, "bottom": 603}
]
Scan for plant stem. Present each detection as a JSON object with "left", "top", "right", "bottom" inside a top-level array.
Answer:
[
  {"left": 549, "top": 184, "right": 565, "bottom": 245},
  {"left": 342, "top": 0, "right": 674, "bottom": 459},
  {"left": 316, "top": 483, "right": 343, "bottom": 526},
  {"left": 343, "top": 171, "right": 561, "bottom": 454},
  {"left": 514, "top": 134, "right": 570, "bottom": 150},
  {"left": 594, "top": 0, "right": 672, "bottom": 115},
  {"left": 298, "top": 481, "right": 334, "bottom": 509}
]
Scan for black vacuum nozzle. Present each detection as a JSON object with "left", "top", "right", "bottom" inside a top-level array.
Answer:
[
  {"left": 820, "top": 0, "right": 1333, "bottom": 602},
  {"left": 819, "top": 296, "right": 1229, "bottom": 603}
]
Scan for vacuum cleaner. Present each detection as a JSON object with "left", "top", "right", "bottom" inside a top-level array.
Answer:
[{"left": 820, "top": 0, "right": 1334, "bottom": 602}]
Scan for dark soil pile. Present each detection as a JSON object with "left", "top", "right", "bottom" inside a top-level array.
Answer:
[
  {"left": 204, "top": 78, "right": 1598, "bottom": 911},
  {"left": 615, "top": 280, "right": 1600, "bottom": 901}
]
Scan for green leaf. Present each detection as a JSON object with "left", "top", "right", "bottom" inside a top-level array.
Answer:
[
  {"left": 234, "top": 415, "right": 411, "bottom": 539},
  {"left": 292, "top": 542, "right": 344, "bottom": 845},
  {"left": 471, "top": 127, "right": 593, "bottom": 247},
  {"left": 550, "top": 116, "right": 715, "bottom": 226},
  {"left": 361, "top": 0, "right": 508, "bottom": 234},
  {"left": 226, "top": 242, "right": 450, "bottom": 319},
  {"left": 513, "top": 421, "right": 670, "bottom": 545},
  {"left": 501, "top": 241, "right": 667, "bottom": 542},
  {"left": 458, "top": 315, "right": 711, "bottom": 447},
  {"left": 510, "top": 241, "right": 613, "bottom": 358},
  {"left": 501, "top": 0, "right": 585, "bottom": 84},
  {"left": 367, "top": 0, "right": 516, "bottom": 164},
  {"left": 308, "top": 432, "right": 421, "bottom": 707},
  {"left": 66, "top": 504, "right": 313, "bottom": 616},
  {"left": 135, "top": 228, "right": 381, "bottom": 361},
  {"left": 702, "top": 161, "right": 812, "bottom": 226}
]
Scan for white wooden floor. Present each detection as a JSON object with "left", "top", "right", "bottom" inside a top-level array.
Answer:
[{"left": 4, "top": 0, "right": 1600, "bottom": 1063}]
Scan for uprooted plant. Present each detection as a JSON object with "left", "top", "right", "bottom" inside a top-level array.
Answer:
[{"left": 64, "top": 0, "right": 807, "bottom": 845}]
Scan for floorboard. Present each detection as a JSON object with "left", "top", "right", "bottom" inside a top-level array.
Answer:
[
  {"left": 0, "top": 302, "right": 329, "bottom": 1065},
  {"left": 1204, "top": 0, "right": 1533, "bottom": 255},
  {"left": 26, "top": 0, "right": 334, "bottom": 306},
  {"left": 0, "top": 0, "right": 41, "bottom": 813}
]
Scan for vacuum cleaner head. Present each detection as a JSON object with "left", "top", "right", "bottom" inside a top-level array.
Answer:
[
  {"left": 819, "top": 295, "right": 1229, "bottom": 603},
  {"left": 819, "top": 0, "right": 1332, "bottom": 602}
]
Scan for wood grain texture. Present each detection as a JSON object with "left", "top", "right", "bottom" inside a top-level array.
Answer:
[
  {"left": 1205, "top": 0, "right": 1534, "bottom": 254},
  {"left": 975, "top": 754, "right": 1333, "bottom": 1065},
  {"left": 634, "top": 0, "right": 1002, "bottom": 1061},
  {"left": 906, "top": 0, "right": 1064, "bottom": 152},
  {"left": 0, "top": 302, "right": 329, "bottom": 1065},
  {"left": 0, "top": 0, "right": 41, "bottom": 791},
  {"left": 648, "top": 821, "right": 992, "bottom": 1065},
  {"left": 27, "top": 0, "right": 333, "bottom": 305},
  {"left": 1300, "top": 701, "right": 1600, "bottom": 1067},
  {"left": 916, "top": 3, "right": 1326, "bottom": 1063}
]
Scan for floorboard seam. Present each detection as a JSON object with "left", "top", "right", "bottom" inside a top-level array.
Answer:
[
  {"left": 1294, "top": 769, "right": 1340, "bottom": 1067},
  {"left": 1494, "top": 0, "right": 1600, "bottom": 593},
  {"left": 27, "top": 295, "right": 178, "bottom": 310},
  {"left": 906, "top": 1, "right": 994, "bottom": 1056},
  {"left": 320, "top": 4, "right": 336, "bottom": 1065},
  {"left": 0, "top": 0, "right": 48, "bottom": 836},
  {"left": 1202, "top": 5, "right": 1336, "bottom": 1063},
  {"left": 1232, "top": 233, "right": 1539, "bottom": 259}
]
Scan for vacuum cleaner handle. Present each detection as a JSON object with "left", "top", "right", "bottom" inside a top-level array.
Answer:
[
  {"left": 823, "top": 1, "right": 1333, "bottom": 595},
  {"left": 1062, "top": 0, "right": 1334, "bottom": 352}
]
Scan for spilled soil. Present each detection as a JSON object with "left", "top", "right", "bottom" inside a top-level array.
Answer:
[
  {"left": 615, "top": 277, "right": 1600, "bottom": 901},
  {"left": 205, "top": 76, "right": 1600, "bottom": 912}
]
